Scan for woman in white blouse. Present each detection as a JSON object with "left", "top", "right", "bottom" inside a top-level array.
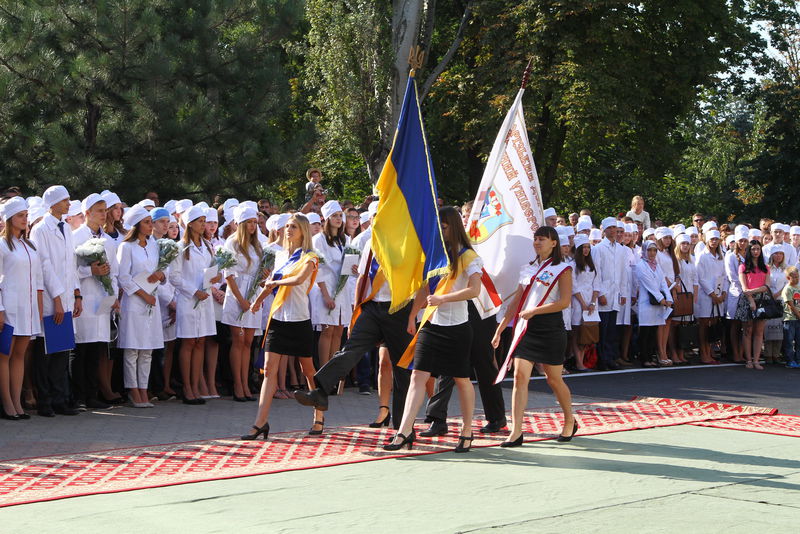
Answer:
[
  {"left": 116, "top": 206, "right": 165, "bottom": 408},
  {"left": 201, "top": 207, "right": 224, "bottom": 399},
  {"left": 0, "top": 197, "right": 44, "bottom": 420},
  {"left": 385, "top": 207, "right": 482, "bottom": 453},
  {"left": 673, "top": 234, "right": 698, "bottom": 364},
  {"left": 311, "top": 201, "right": 354, "bottom": 371},
  {"left": 221, "top": 207, "right": 263, "bottom": 401},
  {"left": 569, "top": 235, "right": 600, "bottom": 371},
  {"left": 169, "top": 206, "right": 221, "bottom": 405},
  {"left": 243, "top": 214, "right": 320, "bottom": 440},
  {"left": 152, "top": 210, "right": 178, "bottom": 398},
  {"left": 765, "top": 250, "right": 788, "bottom": 364},
  {"left": 636, "top": 242, "right": 673, "bottom": 366},
  {"left": 626, "top": 195, "right": 652, "bottom": 229},
  {"left": 655, "top": 228, "right": 679, "bottom": 365},
  {"left": 695, "top": 231, "right": 728, "bottom": 364},
  {"left": 725, "top": 226, "right": 749, "bottom": 363}
]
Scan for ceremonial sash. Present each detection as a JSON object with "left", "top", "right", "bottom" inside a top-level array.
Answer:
[
  {"left": 397, "top": 249, "right": 479, "bottom": 369},
  {"left": 349, "top": 250, "right": 387, "bottom": 331},
  {"left": 259, "top": 249, "right": 318, "bottom": 360},
  {"left": 493, "top": 259, "right": 570, "bottom": 384}
]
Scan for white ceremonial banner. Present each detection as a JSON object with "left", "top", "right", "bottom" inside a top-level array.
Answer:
[{"left": 467, "top": 89, "right": 544, "bottom": 318}]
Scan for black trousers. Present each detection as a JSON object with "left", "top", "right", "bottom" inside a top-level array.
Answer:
[
  {"left": 425, "top": 303, "right": 506, "bottom": 424},
  {"left": 71, "top": 342, "right": 105, "bottom": 403},
  {"left": 598, "top": 310, "right": 619, "bottom": 363},
  {"left": 33, "top": 338, "right": 71, "bottom": 410},
  {"left": 315, "top": 300, "right": 412, "bottom": 429},
  {"left": 638, "top": 325, "right": 658, "bottom": 364}
]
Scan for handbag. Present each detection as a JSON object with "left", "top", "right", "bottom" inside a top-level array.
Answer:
[
  {"left": 764, "top": 317, "right": 784, "bottom": 341},
  {"left": 707, "top": 303, "right": 724, "bottom": 344},
  {"left": 578, "top": 322, "right": 600, "bottom": 345},
  {"left": 677, "top": 317, "right": 699, "bottom": 350},
  {"left": 648, "top": 292, "right": 663, "bottom": 306},
  {"left": 754, "top": 288, "right": 783, "bottom": 320},
  {"left": 672, "top": 280, "right": 694, "bottom": 318}
]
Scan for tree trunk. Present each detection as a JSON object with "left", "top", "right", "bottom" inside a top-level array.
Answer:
[{"left": 84, "top": 96, "right": 101, "bottom": 151}]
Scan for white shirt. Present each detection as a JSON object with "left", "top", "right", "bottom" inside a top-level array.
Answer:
[
  {"left": 591, "top": 238, "right": 626, "bottom": 312},
  {"left": 0, "top": 237, "right": 45, "bottom": 336},
  {"left": 357, "top": 238, "right": 391, "bottom": 303},
  {"left": 696, "top": 251, "right": 728, "bottom": 297},
  {"left": 271, "top": 249, "right": 315, "bottom": 322},
  {"left": 72, "top": 225, "right": 120, "bottom": 343},
  {"left": 430, "top": 256, "right": 483, "bottom": 326},
  {"left": 117, "top": 237, "right": 165, "bottom": 350},
  {"left": 29, "top": 213, "right": 80, "bottom": 317}
]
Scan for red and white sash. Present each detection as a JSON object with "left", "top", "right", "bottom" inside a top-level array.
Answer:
[{"left": 494, "top": 259, "right": 571, "bottom": 384}]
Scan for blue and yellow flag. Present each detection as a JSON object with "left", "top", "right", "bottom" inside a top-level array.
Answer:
[{"left": 372, "top": 74, "right": 450, "bottom": 313}]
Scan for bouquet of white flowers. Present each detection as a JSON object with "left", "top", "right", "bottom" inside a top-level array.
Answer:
[
  {"left": 156, "top": 239, "right": 181, "bottom": 270},
  {"left": 331, "top": 246, "right": 361, "bottom": 303},
  {"left": 75, "top": 238, "right": 114, "bottom": 295},
  {"left": 194, "top": 248, "right": 237, "bottom": 309},
  {"left": 237, "top": 247, "right": 276, "bottom": 320}
]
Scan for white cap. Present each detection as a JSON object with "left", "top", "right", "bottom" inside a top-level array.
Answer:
[
  {"left": 164, "top": 199, "right": 177, "bottom": 213},
  {"left": 589, "top": 228, "right": 602, "bottom": 241},
  {"left": 306, "top": 212, "right": 321, "bottom": 225},
  {"left": 235, "top": 206, "right": 258, "bottom": 224},
  {"left": 576, "top": 220, "right": 592, "bottom": 232},
  {"left": 725, "top": 234, "right": 736, "bottom": 245},
  {"left": 578, "top": 215, "right": 593, "bottom": 225},
  {"left": 706, "top": 230, "right": 721, "bottom": 240},
  {"left": 67, "top": 200, "right": 82, "bottom": 217},
  {"left": 223, "top": 198, "right": 239, "bottom": 211},
  {"left": 791, "top": 226, "right": 800, "bottom": 236},
  {"left": 82, "top": 193, "right": 104, "bottom": 213},
  {"left": 175, "top": 199, "right": 193, "bottom": 213},
  {"left": 702, "top": 221, "right": 717, "bottom": 234},
  {"left": 781, "top": 223, "right": 791, "bottom": 233},
  {"left": 734, "top": 225, "right": 749, "bottom": 240},
  {"left": 123, "top": 205, "right": 150, "bottom": 228},
  {"left": 1, "top": 197, "right": 28, "bottom": 221},
  {"left": 204, "top": 207, "right": 218, "bottom": 223},
  {"left": 749, "top": 229, "right": 762, "bottom": 238},
  {"left": 26, "top": 196, "right": 43, "bottom": 207},
  {"left": 655, "top": 227, "right": 673, "bottom": 241},
  {"left": 138, "top": 199, "right": 155, "bottom": 209},
  {"left": 673, "top": 224, "right": 686, "bottom": 234},
  {"left": 240, "top": 200, "right": 258, "bottom": 211},
  {"left": 601, "top": 217, "right": 617, "bottom": 231},
  {"left": 642, "top": 228, "right": 656, "bottom": 239},
  {"left": 276, "top": 213, "right": 291, "bottom": 229},
  {"left": 359, "top": 211, "right": 371, "bottom": 225},
  {"left": 183, "top": 205, "right": 206, "bottom": 224},
  {"left": 321, "top": 200, "right": 342, "bottom": 220},
  {"left": 771, "top": 222, "right": 783, "bottom": 232},
  {"left": 685, "top": 227, "right": 698, "bottom": 236},
  {"left": 194, "top": 201, "right": 210, "bottom": 211},
  {"left": 573, "top": 234, "right": 589, "bottom": 248},
  {"left": 624, "top": 223, "right": 638, "bottom": 233},
  {"left": 266, "top": 214, "right": 280, "bottom": 231},
  {"left": 368, "top": 201, "right": 379, "bottom": 216},
  {"left": 559, "top": 234, "right": 570, "bottom": 246},
  {"left": 43, "top": 185, "right": 70, "bottom": 208},
  {"left": 543, "top": 207, "right": 557, "bottom": 219},
  {"left": 675, "top": 234, "right": 691, "bottom": 246},
  {"left": 28, "top": 205, "right": 48, "bottom": 223},
  {"left": 101, "top": 191, "right": 122, "bottom": 208},
  {"left": 615, "top": 220, "right": 624, "bottom": 229}
]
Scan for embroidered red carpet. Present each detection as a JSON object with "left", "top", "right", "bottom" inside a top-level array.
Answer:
[
  {"left": 0, "top": 397, "right": 781, "bottom": 508},
  {"left": 690, "top": 414, "right": 800, "bottom": 437}
]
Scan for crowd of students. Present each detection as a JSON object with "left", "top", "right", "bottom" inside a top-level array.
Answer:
[{"left": 0, "top": 180, "right": 797, "bottom": 451}]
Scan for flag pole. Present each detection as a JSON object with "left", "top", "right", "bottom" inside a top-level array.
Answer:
[{"left": 520, "top": 58, "right": 533, "bottom": 90}]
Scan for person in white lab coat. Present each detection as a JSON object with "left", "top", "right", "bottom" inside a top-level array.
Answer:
[
  {"left": 695, "top": 230, "right": 728, "bottom": 364},
  {"left": 569, "top": 235, "right": 600, "bottom": 371},
  {"left": 201, "top": 207, "right": 224, "bottom": 399},
  {"left": 221, "top": 206, "right": 263, "bottom": 401},
  {"left": 635, "top": 242, "right": 673, "bottom": 366},
  {"left": 591, "top": 217, "right": 627, "bottom": 370},
  {"left": 71, "top": 194, "right": 120, "bottom": 410},
  {"left": 116, "top": 207, "right": 165, "bottom": 407},
  {"left": 673, "top": 234, "right": 698, "bottom": 365},
  {"left": 0, "top": 197, "right": 44, "bottom": 420},
  {"left": 725, "top": 225, "right": 749, "bottom": 363},
  {"left": 150, "top": 208, "right": 178, "bottom": 399},
  {"left": 29, "top": 186, "right": 83, "bottom": 417},
  {"left": 169, "top": 206, "right": 221, "bottom": 405}
]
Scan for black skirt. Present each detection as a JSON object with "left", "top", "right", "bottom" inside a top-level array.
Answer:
[
  {"left": 413, "top": 322, "right": 473, "bottom": 378},
  {"left": 512, "top": 312, "right": 567, "bottom": 365},
  {"left": 264, "top": 319, "right": 314, "bottom": 357}
]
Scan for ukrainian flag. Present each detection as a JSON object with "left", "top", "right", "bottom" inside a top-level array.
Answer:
[{"left": 372, "top": 74, "right": 450, "bottom": 313}]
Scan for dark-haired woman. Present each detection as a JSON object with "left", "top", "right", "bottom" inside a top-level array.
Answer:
[
  {"left": 736, "top": 241, "right": 771, "bottom": 370},
  {"left": 636, "top": 242, "right": 673, "bottom": 367},
  {"left": 655, "top": 228, "right": 679, "bottom": 365},
  {"left": 491, "top": 226, "right": 575, "bottom": 447},
  {"left": 0, "top": 198, "right": 44, "bottom": 419},
  {"left": 117, "top": 206, "right": 165, "bottom": 407},
  {"left": 695, "top": 230, "right": 728, "bottom": 364},
  {"left": 384, "top": 207, "right": 482, "bottom": 452},
  {"left": 569, "top": 235, "right": 600, "bottom": 371}
]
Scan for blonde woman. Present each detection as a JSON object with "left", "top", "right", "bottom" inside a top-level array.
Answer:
[
  {"left": 673, "top": 234, "right": 698, "bottom": 364},
  {"left": 243, "top": 214, "right": 321, "bottom": 439},
  {"left": 626, "top": 195, "right": 651, "bottom": 230},
  {"left": 765, "top": 249, "right": 788, "bottom": 364},
  {"left": 655, "top": 228, "right": 679, "bottom": 365}
]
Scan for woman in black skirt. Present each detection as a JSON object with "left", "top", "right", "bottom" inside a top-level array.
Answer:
[
  {"left": 240, "top": 214, "right": 321, "bottom": 439},
  {"left": 491, "top": 226, "right": 576, "bottom": 447},
  {"left": 384, "top": 207, "right": 483, "bottom": 453}
]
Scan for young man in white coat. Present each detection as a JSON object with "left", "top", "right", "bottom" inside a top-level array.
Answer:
[
  {"left": 591, "top": 217, "right": 628, "bottom": 370},
  {"left": 29, "top": 185, "right": 84, "bottom": 417}
]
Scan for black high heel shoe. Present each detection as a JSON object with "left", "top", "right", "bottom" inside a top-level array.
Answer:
[
  {"left": 1, "top": 410, "right": 21, "bottom": 421},
  {"left": 308, "top": 419, "right": 325, "bottom": 436},
  {"left": 240, "top": 422, "right": 270, "bottom": 440},
  {"left": 454, "top": 435, "right": 474, "bottom": 453},
  {"left": 368, "top": 406, "right": 391, "bottom": 428},
  {"left": 383, "top": 430, "right": 416, "bottom": 451},
  {"left": 557, "top": 420, "right": 579, "bottom": 442},
  {"left": 500, "top": 434, "right": 524, "bottom": 448},
  {"left": 232, "top": 395, "right": 249, "bottom": 402}
]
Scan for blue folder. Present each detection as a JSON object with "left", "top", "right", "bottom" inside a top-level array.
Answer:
[
  {"left": 0, "top": 323, "right": 13, "bottom": 355},
  {"left": 43, "top": 312, "right": 75, "bottom": 354}
]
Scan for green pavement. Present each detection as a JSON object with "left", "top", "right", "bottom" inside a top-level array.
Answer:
[{"left": 4, "top": 424, "right": 799, "bottom": 533}]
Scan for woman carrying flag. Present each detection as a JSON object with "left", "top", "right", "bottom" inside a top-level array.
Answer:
[
  {"left": 384, "top": 207, "right": 482, "bottom": 453},
  {"left": 491, "top": 226, "right": 576, "bottom": 447},
  {"left": 241, "top": 214, "right": 321, "bottom": 440}
]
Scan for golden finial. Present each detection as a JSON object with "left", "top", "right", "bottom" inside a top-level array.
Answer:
[{"left": 408, "top": 45, "right": 425, "bottom": 77}]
